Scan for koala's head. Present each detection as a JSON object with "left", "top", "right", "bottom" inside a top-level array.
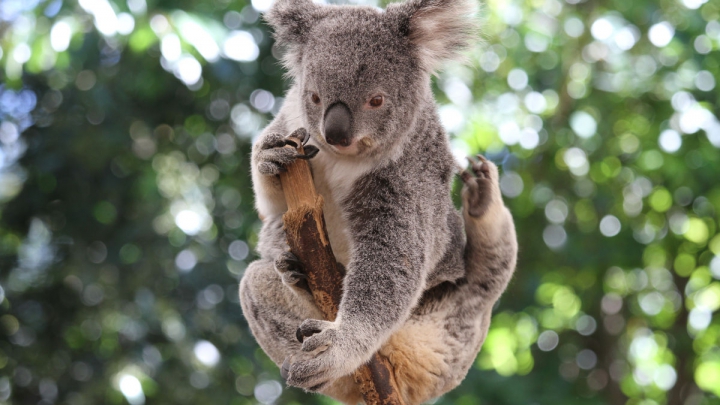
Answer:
[{"left": 266, "top": 0, "right": 478, "bottom": 157}]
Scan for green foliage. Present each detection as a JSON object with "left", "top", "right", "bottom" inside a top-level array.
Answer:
[{"left": 0, "top": 0, "right": 719, "bottom": 404}]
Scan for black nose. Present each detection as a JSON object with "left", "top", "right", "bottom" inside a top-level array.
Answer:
[{"left": 324, "top": 103, "right": 352, "bottom": 147}]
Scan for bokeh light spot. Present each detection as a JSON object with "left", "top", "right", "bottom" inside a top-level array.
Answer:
[
  {"left": 569, "top": 111, "right": 597, "bottom": 138},
  {"left": 649, "top": 22, "right": 674, "bottom": 47},
  {"left": 175, "top": 210, "right": 202, "bottom": 235},
  {"left": 224, "top": 31, "right": 259, "bottom": 62},
  {"left": 118, "top": 375, "right": 145, "bottom": 405},
  {"left": 658, "top": 129, "right": 681, "bottom": 153},
  {"left": 543, "top": 225, "right": 567, "bottom": 250},
  {"left": 194, "top": 340, "right": 220, "bottom": 367},
  {"left": 684, "top": 218, "right": 709, "bottom": 244},
  {"left": 537, "top": 330, "right": 559, "bottom": 351},
  {"left": 599, "top": 215, "right": 621, "bottom": 237},
  {"left": 175, "top": 249, "right": 197, "bottom": 272}
]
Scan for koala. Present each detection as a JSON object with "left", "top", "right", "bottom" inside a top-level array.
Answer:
[{"left": 238, "top": 0, "right": 518, "bottom": 404}]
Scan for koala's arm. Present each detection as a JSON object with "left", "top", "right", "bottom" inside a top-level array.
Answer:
[
  {"left": 340, "top": 191, "right": 426, "bottom": 345},
  {"left": 251, "top": 88, "right": 306, "bottom": 220},
  {"left": 284, "top": 171, "right": 430, "bottom": 389}
]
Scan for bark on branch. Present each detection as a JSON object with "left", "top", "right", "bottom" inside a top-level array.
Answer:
[{"left": 278, "top": 135, "right": 405, "bottom": 405}]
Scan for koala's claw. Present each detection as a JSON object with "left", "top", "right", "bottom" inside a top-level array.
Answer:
[
  {"left": 291, "top": 127, "right": 310, "bottom": 144},
  {"left": 298, "top": 127, "right": 311, "bottom": 145},
  {"left": 297, "top": 145, "right": 319, "bottom": 160},
  {"left": 283, "top": 128, "right": 311, "bottom": 147}
]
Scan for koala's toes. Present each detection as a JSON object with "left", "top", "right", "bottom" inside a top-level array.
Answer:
[
  {"left": 288, "top": 127, "right": 309, "bottom": 145},
  {"left": 297, "top": 320, "right": 336, "bottom": 353},
  {"left": 259, "top": 133, "right": 287, "bottom": 150},
  {"left": 301, "top": 333, "right": 333, "bottom": 353},
  {"left": 257, "top": 147, "right": 300, "bottom": 175},
  {"left": 471, "top": 155, "right": 491, "bottom": 179},
  {"left": 461, "top": 155, "right": 501, "bottom": 218},
  {"left": 465, "top": 183, "right": 494, "bottom": 218},
  {"left": 296, "top": 319, "right": 333, "bottom": 343},
  {"left": 275, "top": 252, "right": 311, "bottom": 290},
  {"left": 464, "top": 154, "right": 493, "bottom": 179},
  {"left": 275, "top": 251, "right": 302, "bottom": 273},
  {"left": 280, "top": 352, "right": 339, "bottom": 391},
  {"left": 460, "top": 169, "right": 474, "bottom": 185},
  {"left": 296, "top": 324, "right": 321, "bottom": 344},
  {"left": 258, "top": 161, "right": 284, "bottom": 176}
]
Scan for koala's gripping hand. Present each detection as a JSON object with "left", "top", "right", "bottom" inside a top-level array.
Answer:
[
  {"left": 255, "top": 128, "right": 319, "bottom": 176},
  {"left": 461, "top": 154, "right": 503, "bottom": 218},
  {"left": 281, "top": 319, "right": 358, "bottom": 391}
]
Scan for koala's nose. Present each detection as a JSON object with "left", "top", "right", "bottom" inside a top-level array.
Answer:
[{"left": 323, "top": 102, "right": 352, "bottom": 147}]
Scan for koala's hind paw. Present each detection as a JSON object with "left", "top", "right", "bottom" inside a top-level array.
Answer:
[
  {"left": 461, "top": 154, "right": 501, "bottom": 218},
  {"left": 274, "top": 252, "right": 310, "bottom": 292},
  {"left": 256, "top": 129, "right": 318, "bottom": 176}
]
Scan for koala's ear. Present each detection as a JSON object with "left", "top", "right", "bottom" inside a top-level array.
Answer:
[
  {"left": 265, "top": 0, "right": 321, "bottom": 45},
  {"left": 386, "top": 0, "right": 480, "bottom": 73}
]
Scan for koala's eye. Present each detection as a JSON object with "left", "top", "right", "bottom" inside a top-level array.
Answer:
[
  {"left": 368, "top": 95, "right": 384, "bottom": 108},
  {"left": 311, "top": 93, "right": 321, "bottom": 105}
]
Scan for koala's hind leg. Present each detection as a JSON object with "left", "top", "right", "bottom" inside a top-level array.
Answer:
[
  {"left": 240, "top": 260, "right": 361, "bottom": 404},
  {"left": 460, "top": 154, "right": 518, "bottom": 307},
  {"left": 239, "top": 259, "right": 320, "bottom": 365},
  {"left": 372, "top": 156, "right": 518, "bottom": 405},
  {"left": 239, "top": 244, "right": 361, "bottom": 403}
]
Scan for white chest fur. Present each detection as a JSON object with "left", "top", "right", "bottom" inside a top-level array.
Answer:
[{"left": 309, "top": 148, "right": 375, "bottom": 267}]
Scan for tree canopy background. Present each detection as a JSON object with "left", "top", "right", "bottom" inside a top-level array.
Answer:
[{"left": 1, "top": 0, "right": 719, "bottom": 404}]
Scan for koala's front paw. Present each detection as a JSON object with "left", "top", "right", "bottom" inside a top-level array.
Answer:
[
  {"left": 281, "top": 319, "right": 357, "bottom": 391},
  {"left": 256, "top": 128, "right": 319, "bottom": 176},
  {"left": 461, "top": 154, "right": 502, "bottom": 218}
]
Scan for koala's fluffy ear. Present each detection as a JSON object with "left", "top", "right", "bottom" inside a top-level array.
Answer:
[
  {"left": 265, "top": 0, "right": 324, "bottom": 76},
  {"left": 387, "top": 0, "right": 480, "bottom": 73},
  {"left": 265, "top": 0, "right": 319, "bottom": 45}
]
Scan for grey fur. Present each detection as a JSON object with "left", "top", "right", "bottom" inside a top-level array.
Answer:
[{"left": 240, "top": 1, "right": 517, "bottom": 403}]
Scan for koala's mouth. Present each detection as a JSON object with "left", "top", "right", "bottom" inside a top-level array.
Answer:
[
  {"left": 319, "top": 135, "right": 375, "bottom": 157},
  {"left": 323, "top": 138, "right": 356, "bottom": 155}
]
